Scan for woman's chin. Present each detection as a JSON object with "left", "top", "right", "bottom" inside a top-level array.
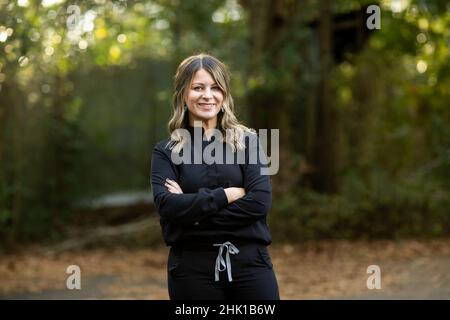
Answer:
[{"left": 192, "top": 111, "right": 218, "bottom": 121}]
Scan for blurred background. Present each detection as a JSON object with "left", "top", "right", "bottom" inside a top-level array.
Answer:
[{"left": 0, "top": 0, "right": 449, "bottom": 299}]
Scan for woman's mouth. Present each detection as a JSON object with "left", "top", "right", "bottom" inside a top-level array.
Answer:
[{"left": 198, "top": 103, "right": 216, "bottom": 109}]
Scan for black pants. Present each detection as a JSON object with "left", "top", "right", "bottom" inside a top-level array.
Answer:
[{"left": 167, "top": 242, "right": 280, "bottom": 300}]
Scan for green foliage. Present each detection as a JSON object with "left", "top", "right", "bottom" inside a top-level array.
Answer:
[
  {"left": 270, "top": 172, "right": 449, "bottom": 241},
  {"left": 0, "top": 0, "right": 448, "bottom": 246},
  {"left": 0, "top": 0, "right": 251, "bottom": 244}
]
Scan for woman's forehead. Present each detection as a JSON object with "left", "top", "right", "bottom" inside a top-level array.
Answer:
[{"left": 191, "top": 69, "right": 216, "bottom": 84}]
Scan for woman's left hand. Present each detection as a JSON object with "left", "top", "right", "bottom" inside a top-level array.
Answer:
[{"left": 165, "top": 178, "right": 183, "bottom": 194}]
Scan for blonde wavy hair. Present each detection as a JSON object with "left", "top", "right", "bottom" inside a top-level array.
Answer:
[{"left": 166, "top": 53, "right": 255, "bottom": 153}]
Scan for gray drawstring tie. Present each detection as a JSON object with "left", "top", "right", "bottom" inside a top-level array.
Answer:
[{"left": 213, "top": 241, "right": 239, "bottom": 282}]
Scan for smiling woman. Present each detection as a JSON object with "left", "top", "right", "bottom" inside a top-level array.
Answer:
[
  {"left": 167, "top": 53, "right": 253, "bottom": 153},
  {"left": 185, "top": 68, "right": 224, "bottom": 127},
  {"left": 150, "top": 53, "right": 279, "bottom": 300}
]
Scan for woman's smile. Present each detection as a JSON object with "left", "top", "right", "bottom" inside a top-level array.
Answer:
[{"left": 198, "top": 103, "right": 216, "bottom": 110}]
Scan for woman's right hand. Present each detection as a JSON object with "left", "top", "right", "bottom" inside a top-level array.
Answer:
[{"left": 224, "top": 187, "right": 246, "bottom": 204}]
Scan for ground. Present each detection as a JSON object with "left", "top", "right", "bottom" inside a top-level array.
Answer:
[{"left": 1, "top": 239, "right": 449, "bottom": 299}]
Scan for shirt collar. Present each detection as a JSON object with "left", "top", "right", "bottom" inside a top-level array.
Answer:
[
  {"left": 186, "top": 124, "right": 219, "bottom": 134},
  {"left": 185, "top": 124, "right": 220, "bottom": 142}
]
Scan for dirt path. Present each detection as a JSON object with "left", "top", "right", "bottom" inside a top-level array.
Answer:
[{"left": 1, "top": 239, "right": 449, "bottom": 299}]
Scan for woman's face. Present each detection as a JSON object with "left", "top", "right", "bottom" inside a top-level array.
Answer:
[{"left": 184, "top": 68, "right": 224, "bottom": 125}]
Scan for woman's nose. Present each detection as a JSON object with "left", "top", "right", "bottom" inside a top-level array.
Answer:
[{"left": 203, "top": 87, "right": 213, "bottom": 98}]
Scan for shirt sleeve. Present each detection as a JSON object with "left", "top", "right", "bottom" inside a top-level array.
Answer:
[
  {"left": 151, "top": 143, "right": 229, "bottom": 226},
  {"left": 206, "top": 134, "right": 272, "bottom": 227}
]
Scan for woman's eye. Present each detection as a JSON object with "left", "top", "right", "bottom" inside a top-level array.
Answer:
[{"left": 193, "top": 86, "right": 220, "bottom": 91}]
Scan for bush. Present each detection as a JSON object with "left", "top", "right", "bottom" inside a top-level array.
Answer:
[{"left": 269, "top": 173, "right": 449, "bottom": 242}]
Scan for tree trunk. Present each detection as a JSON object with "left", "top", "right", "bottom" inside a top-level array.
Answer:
[
  {"left": 310, "top": 0, "right": 338, "bottom": 193},
  {"left": 239, "top": 0, "right": 302, "bottom": 195}
]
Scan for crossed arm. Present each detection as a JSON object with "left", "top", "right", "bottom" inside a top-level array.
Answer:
[
  {"left": 165, "top": 178, "right": 245, "bottom": 203},
  {"left": 151, "top": 135, "right": 271, "bottom": 227}
]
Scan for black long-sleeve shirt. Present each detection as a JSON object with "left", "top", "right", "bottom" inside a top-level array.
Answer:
[{"left": 150, "top": 125, "right": 273, "bottom": 247}]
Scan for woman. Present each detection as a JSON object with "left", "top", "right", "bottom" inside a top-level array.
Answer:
[{"left": 151, "top": 53, "right": 279, "bottom": 300}]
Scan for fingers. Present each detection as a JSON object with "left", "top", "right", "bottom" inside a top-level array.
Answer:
[
  {"left": 165, "top": 178, "right": 183, "bottom": 194},
  {"left": 166, "top": 184, "right": 182, "bottom": 194},
  {"left": 237, "top": 188, "right": 246, "bottom": 200},
  {"left": 166, "top": 179, "right": 181, "bottom": 191},
  {"left": 165, "top": 183, "right": 181, "bottom": 194},
  {"left": 224, "top": 187, "right": 246, "bottom": 203}
]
